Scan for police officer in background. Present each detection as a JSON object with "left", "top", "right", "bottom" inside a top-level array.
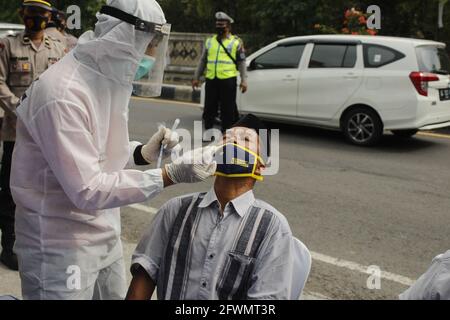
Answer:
[
  {"left": 46, "top": 9, "right": 78, "bottom": 52},
  {"left": 0, "top": 0, "right": 65, "bottom": 270},
  {"left": 192, "top": 12, "right": 248, "bottom": 133}
]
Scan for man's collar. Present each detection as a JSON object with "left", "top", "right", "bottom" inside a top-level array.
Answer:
[
  {"left": 198, "top": 188, "right": 219, "bottom": 209},
  {"left": 21, "top": 33, "right": 31, "bottom": 45},
  {"left": 198, "top": 188, "right": 255, "bottom": 217},
  {"left": 230, "top": 189, "right": 255, "bottom": 217}
]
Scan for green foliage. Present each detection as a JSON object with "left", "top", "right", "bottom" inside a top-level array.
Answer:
[
  {"left": 52, "top": 0, "right": 105, "bottom": 36},
  {"left": 158, "top": 0, "right": 450, "bottom": 53},
  {"left": 0, "top": 1, "right": 21, "bottom": 24},
  {"left": 0, "top": 0, "right": 448, "bottom": 52}
]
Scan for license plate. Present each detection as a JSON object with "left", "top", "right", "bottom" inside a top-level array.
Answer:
[{"left": 439, "top": 88, "right": 450, "bottom": 101}]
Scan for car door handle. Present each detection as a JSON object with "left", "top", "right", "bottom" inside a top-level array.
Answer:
[
  {"left": 282, "top": 76, "right": 296, "bottom": 82},
  {"left": 344, "top": 73, "right": 358, "bottom": 79}
]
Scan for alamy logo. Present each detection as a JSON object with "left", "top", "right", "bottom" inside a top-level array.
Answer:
[
  {"left": 66, "top": 265, "right": 81, "bottom": 290},
  {"left": 366, "top": 265, "right": 382, "bottom": 290},
  {"left": 66, "top": 5, "right": 81, "bottom": 30},
  {"left": 367, "top": 5, "right": 381, "bottom": 30}
]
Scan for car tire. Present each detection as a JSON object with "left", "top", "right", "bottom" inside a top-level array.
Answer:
[
  {"left": 342, "top": 107, "right": 383, "bottom": 146},
  {"left": 391, "top": 129, "right": 418, "bottom": 138}
]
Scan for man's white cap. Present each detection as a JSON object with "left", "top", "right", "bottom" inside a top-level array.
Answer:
[{"left": 215, "top": 11, "right": 234, "bottom": 23}]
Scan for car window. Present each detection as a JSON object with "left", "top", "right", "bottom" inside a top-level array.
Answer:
[
  {"left": 416, "top": 46, "right": 450, "bottom": 75},
  {"left": 309, "top": 44, "right": 357, "bottom": 68},
  {"left": 363, "top": 44, "right": 405, "bottom": 68},
  {"left": 253, "top": 44, "right": 305, "bottom": 70}
]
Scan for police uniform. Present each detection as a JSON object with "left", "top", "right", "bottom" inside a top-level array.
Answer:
[
  {"left": 45, "top": 27, "right": 67, "bottom": 49},
  {"left": 45, "top": 27, "right": 78, "bottom": 52},
  {"left": 0, "top": 31, "right": 65, "bottom": 257},
  {"left": 194, "top": 12, "right": 247, "bottom": 132}
]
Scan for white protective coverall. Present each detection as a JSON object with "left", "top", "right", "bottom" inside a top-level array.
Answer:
[{"left": 11, "top": 0, "right": 175, "bottom": 300}]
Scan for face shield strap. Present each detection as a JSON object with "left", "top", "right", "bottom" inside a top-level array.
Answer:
[{"left": 99, "top": 5, "right": 169, "bottom": 36}]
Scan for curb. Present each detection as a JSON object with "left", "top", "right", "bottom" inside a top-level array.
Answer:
[{"left": 161, "top": 84, "right": 201, "bottom": 104}]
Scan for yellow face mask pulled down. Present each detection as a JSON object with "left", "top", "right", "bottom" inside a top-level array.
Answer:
[{"left": 214, "top": 143, "right": 264, "bottom": 181}]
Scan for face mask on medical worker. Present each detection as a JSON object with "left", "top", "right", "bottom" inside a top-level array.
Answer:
[
  {"left": 99, "top": 5, "right": 171, "bottom": 97},
  {"left": 134, "top": 55, "right": 156, "bottom": 80},
  {"left": 214, "top": 143, "right": 264, "bottom": 181}
]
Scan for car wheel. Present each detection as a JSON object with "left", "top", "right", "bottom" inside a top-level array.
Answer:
[
  {"left": 343, "top": 108, "right": 383, "bottom": 146},
  {"left": 391, "top": 129, "right": 418, "bottom": 138}
]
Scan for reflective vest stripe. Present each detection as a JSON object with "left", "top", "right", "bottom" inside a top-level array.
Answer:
[
  {"left": 227, "top": 37, "right": 238, "bottom": 52},
  {"left": 207, "top": 60, "right": 236, "bottom": 65},
  {"left": 217, "top": 208, "right": 274, "bottom": 300},
  {"left": 206, "top": 38, "right": 212, "bottom": 49},
  {"left": 160, "top": 194, "right": 205, "bottom": 300}
]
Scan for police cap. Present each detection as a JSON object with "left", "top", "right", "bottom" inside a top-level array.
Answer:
[
  {"left": 22, "top": 0, "right": 54, "bottom": 12},
  {"left": 215, "top": 11, "right": 234, "bottom": 24}
]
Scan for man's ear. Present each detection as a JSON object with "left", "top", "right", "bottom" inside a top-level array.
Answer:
[
  {"left": 255, "top": 159, "right": 266, "bottom": 176},
  {"left": 18, "top": 8, "right": 24, "bottom": 20}
]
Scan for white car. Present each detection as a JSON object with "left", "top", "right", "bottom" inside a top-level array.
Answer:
[
  {"left": 0, "top": 22, "right": 24, "bottom": 38},
  {"left": 201, "top": 35, "right": 450, "bottom": 145}
]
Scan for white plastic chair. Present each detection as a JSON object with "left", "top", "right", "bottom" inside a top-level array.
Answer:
[{"left": 291, "top": 237, "right": 312, "bottom": 300}]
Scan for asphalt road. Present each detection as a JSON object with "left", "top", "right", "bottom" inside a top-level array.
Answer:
[
  {"left": 123, "top": 97, "right": 450, "bottom": 300},
  {"left": 1, "top": 97, "right": 449, "bottom": 300}
]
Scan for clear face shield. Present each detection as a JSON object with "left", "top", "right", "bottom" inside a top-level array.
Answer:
[
  {"left": 134, "top": 23, "right": 171, "bottom": 97},
  {"left": 99, "top": 5, "right": 171, "bottom": 97}
]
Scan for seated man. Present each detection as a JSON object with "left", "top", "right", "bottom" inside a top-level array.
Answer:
[{"left": 126, "top": 114, "right": 294, "bottom": 300}]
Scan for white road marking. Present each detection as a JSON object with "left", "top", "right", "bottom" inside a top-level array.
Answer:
[
  {"left": 127, "top": 205, "right": 417, "bottom": 288},
  {"left": 301, "top": 291, "right": 330, "bottom": 300},
  {"left": 311, "top": 251, "right": 415, "bottom": 287}
]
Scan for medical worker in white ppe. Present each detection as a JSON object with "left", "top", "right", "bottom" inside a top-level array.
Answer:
[{"left": 10, "top": 0, "right": 216, "bottom": 300}]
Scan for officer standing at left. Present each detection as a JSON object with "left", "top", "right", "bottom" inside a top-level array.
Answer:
[{"left": 0, "top": 0, "right": 65, "bottom": 271}]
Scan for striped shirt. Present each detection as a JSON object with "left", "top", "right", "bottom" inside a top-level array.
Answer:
[
  {"left": 399, "top": 250, "right": 450, "bottom": 300},
  {"left": 131, "top": 188, "right": 294, "bottom": 300}
]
